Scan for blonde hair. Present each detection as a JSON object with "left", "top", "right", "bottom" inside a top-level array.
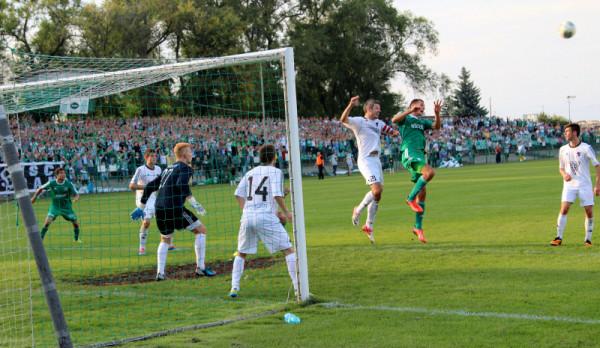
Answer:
[{"left": 173, "top": 143, "right": 192, "bottom": 160}]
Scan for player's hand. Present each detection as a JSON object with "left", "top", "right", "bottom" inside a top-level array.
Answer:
[
  {"left": 434, "top": 100, "right": 443, "bottom": 116},
  {"left": 191, "top": 201, "right": 207, "bottom": 216},
  {"left": 595, "top": 186, "right": 600, "bottom": 196},
  {"left": 391, "top": 130, "right": 399, "bottom": 137},
  {"left": 406, "top": 104, "right": 420, "bottom": 115},
  {"left": 130, "top": 207, "right": 144, "bottom": 221},
  {"left": 285, "top": 211, "right": 293, "bottom": 222},
  {"left": 349, "top": 96, "right": 360, "bottom": 107},
  {"left": 563, "top": 174, "right": 572, "bottom": 182},
  {"left": 30, "top": 197, "right": 36, "bottom": 204},
  {"left": 73, "top": 196, "right": 80, "bottom": 203},
  {"left": 284, "top": 187, "right": 290, "bottom": 197}
]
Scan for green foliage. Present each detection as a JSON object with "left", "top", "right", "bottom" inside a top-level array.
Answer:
[
  {"left": 536, "top": 112, "right": 569, "bottom": 126},
  {"left": 0, "top": 0, "right": 442, "bottom": 118},
  {"left": 289, "top": 0, "right": 438, "bottom": 116},
  {"left": 447, "top": 67, "right": 488, "bottom": 117}
]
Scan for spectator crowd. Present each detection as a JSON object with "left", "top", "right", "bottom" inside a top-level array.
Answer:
[{"left": 4, "top": 114, "right": 598, "bottom": 186}]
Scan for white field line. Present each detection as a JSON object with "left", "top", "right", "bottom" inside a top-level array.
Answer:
[{"left": 320, "top": 302, "right": 600, "bottom": 325}]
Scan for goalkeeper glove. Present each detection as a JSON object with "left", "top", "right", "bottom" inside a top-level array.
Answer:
[{"left": 130, "top": 207, "right": 144, "bottom": 221}]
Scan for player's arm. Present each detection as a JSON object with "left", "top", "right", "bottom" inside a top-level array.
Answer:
[
  {"left": 30, "top": 187, "right": 45, "bottom": 204},
  {"left": 381, "top": 124, "right": 399, "bottom": 137},
  {"left": 129, "top": 168, "right": 143, "bottom": 191},
  {"left": 235, "top": 196, "right": 245, "bottom": 210},
  {"left": 558, "top": 150, "right": 571, "bottom": 182},
  {"left": 340, "top": 96, "right": 360, "bottom": 124},
  {"left": 432, "top": 100, "right": 442, "bottom": 130},
  {"left": 274, "top": 196, "right": 292, "bottom": 221},
  {"left": 140, "top": 175, "right": 161, "bottom": 206},
  {"left": 234, "top": 175, "right": 248, "bottom": 210},
  {"left": 391, "top": 104, "right": 419, "bottom": 124}
]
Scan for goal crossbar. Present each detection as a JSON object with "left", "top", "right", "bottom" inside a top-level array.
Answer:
[{"left": 0, "top": 48, "right": 288, "bottom": 115}]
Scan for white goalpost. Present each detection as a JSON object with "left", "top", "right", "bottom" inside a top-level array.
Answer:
[{"left": 0, "top": 47, "right": 310, "bottom": 347}]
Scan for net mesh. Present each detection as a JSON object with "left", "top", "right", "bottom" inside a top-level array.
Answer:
[
  {"left": 1, "top": 48, "right": 302, "bottom": 347},
  {"left": 0, "top": 197, "right": 34, "bottom": 348}
]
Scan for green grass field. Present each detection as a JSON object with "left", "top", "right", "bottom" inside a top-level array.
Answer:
[{"left": 5, "top": 159, "right": 600, "bottom": 347}]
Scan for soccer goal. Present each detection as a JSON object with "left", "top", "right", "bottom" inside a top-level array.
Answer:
[{"left": 0, "top": 47, "right": 309, "bottom": 347}]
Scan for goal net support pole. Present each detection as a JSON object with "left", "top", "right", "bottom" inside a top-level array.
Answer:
[
  {"left": 282, "top": 48, "right": 310, "bottom": 302},
  {"left": 0, "top": 105, "right": 73, "bottom": 348}
]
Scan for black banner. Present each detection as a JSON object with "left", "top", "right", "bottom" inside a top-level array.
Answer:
[{"left": 0, "top": 162, "right": 64, "bottom": 195}]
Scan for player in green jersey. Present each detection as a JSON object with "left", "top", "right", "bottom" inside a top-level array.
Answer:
[
  {"left": 392, "top": 99, "right": 442, "bottom": 243},
  {"left": 31, "top": 167, "right": 81, "bottom": 242}
]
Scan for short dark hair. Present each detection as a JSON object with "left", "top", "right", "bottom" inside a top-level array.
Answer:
[
  {"left": 54, "top": 167, "right": 65, "bottom": 176},
  {"left": 259, "top": 144, "right": 276, "bottom": 164},
  {"left": 363, "top": 99, "right": 380, "bottom": 113},
  {"left": 409, "top": 98, "right": 424, "bottom": 107},
  {"left": 565, "top": 123, "right": 580, "bottom": 136},
  {"left": 144, "top": 149, "right": 156, "bottom": 158}
]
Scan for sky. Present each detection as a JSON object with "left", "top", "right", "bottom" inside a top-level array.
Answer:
[{"left": 391, "top": 0, "right": 600, "bottom": 121}]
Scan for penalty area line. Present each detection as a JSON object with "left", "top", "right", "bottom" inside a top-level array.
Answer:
[{"left": 319, "top": 302, "right": 600, "bottom": 325}]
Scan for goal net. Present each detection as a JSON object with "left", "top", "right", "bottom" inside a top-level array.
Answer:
[{"left": 0, "top": 47, "right": 308, "bottom": 347}]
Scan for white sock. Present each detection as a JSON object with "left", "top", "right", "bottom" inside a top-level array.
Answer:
[
  {"left": 585, "top": 218, "right": 593, "bottom": 242},
  {"left": 366, "top": 201, "right": 379, "bottom": 228},
  {"left": 157, "top": 242, "right": 169, "bottom": 275},
  {"left": 231, "top": 255, "right": 245, "bottom": 290},
  {"left": 357, "top": 191, "right": 374, "bottom": 213},
  {"left": 285, "top": 253, "right": 298, "bottom": 293},
  {"left": 139, "top": 226, "right": 149, "bottom": 248},
  {"left": 557, "top": 214, "right": 567, "bottom": 239},
  {"left": 195, "top": 234, "right": 206, "bottom": 270}
]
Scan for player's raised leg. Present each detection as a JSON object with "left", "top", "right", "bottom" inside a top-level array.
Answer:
[
  {"left": 407, "top": 164, "right": 435, "bottom": 213},
  {"left": 412, "top": 187, "right": 427, "bottom": 243}
]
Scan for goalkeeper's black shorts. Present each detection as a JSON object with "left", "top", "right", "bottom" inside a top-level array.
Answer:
[{"left": 155, "top": 207, "right": 200, "bottom": 235}]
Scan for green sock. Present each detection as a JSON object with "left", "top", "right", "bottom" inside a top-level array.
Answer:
[
  {"left": 40, "top": 226, "right": 48, "bottom": 240},
  {"left": 408, "top": 176, "right": 428, "bottom": 201},
  {"left": 74, "top": 227, "right": 80, "bottom": 241},
  {"left": 414, "top": 202, "right": 426, "bottom": 229}
]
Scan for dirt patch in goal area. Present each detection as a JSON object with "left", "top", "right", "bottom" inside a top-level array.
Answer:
[{"left": 71, "top": 257, "right": 280, "bottom": 286}]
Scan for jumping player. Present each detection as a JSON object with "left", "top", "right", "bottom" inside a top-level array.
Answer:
[
  {"left": 392, "top": 99, "right": 442, "bottom": 243},
  {"left": 340, "top": 96, "right": 398, "bottom": 243}
]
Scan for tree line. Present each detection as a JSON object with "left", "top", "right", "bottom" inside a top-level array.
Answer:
[{"left": 0, "top": 0, "right": 489, "bottom": 118}]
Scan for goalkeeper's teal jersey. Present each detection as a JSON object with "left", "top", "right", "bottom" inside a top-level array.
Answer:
[
  {"left": 395, "top": 115, "right": 432, "bottom": 152},
  {"left": 41, "top": 179, "right": 77, "bottom": 210}
]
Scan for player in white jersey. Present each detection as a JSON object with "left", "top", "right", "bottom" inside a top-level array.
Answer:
[
  {"left": 228, "top": 144, "right": 298, "bottom": 298},
  {"left": 129, "top": 149, "right": 167, "bottom": 255},
  {"left": 340, "top": 96, "right": 398, "bottom": 243},
  {"left": 551, "top": 123, "right": 600, "bottom": 247}
]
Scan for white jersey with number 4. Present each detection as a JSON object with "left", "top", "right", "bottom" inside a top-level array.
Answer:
[
  {"left": 343, "top": 116, "right": 393, "bottom": 161},
  {"left": 235, "top": 165, "right": 284, "bottom": 215},
  {"left": 559, "top": 142, "right": 599, "bottom": 188},
  {"left": 131, "top": 165, "right": 162, "bottom": 206}
]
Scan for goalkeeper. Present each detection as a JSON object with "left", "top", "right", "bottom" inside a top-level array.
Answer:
[{"left": 131, "top": 142, "right": 215, "bottom": 281}]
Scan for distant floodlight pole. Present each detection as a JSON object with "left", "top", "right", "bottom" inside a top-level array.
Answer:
[{"left": 567, "top": 96, "right": 576, "bottom": 122}]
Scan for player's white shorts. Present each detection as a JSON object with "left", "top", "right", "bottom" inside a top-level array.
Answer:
[
  {"left": 562, "top": 185, "right": 594, "bottom": 207},
  {"left": 237, "top": 212, "right": 292, "bottom": 254},
  {"left": 357, "top": 156, "right": 383, "bottom": 185},
  {"left": 137, "top": 196, "right": 156, "bottom": 220}
]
